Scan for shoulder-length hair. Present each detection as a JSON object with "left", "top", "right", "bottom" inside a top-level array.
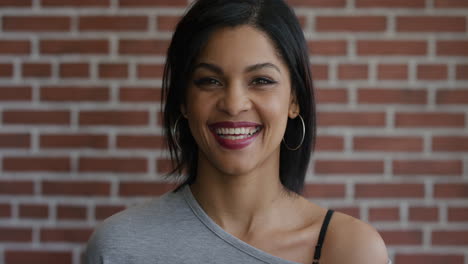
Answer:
[{"left": 162, "top": 0, "right": 315, "bottom": 194}]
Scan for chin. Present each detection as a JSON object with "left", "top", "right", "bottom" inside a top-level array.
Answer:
[{"left": 215, "top": 160, "right": 257, "bottom": 176}]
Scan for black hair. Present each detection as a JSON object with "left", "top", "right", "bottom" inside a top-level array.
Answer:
[{"left": 162, "top": 0, "right": 315, "bottom": 195}]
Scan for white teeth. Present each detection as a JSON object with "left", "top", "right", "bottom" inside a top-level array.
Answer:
[{"left": 214, "top": 126, "right": 260, "bottom": 136}]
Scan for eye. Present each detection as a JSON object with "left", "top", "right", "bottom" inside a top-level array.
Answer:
[
  {"left": 251, "top": 77, "right": 276, "bottom": 86},
  {"left": 193, "top": 77, "right": 222, "bottom": 88}
]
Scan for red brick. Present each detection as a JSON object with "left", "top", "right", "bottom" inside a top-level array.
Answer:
[
  {"left": 0, "top": 203, "right": 11, "bottom": 217},
  {"left": 417, "top": 64, "right": 448, "bottom": 80},
  {"left": 379, "top": 230, "right": 423, "bottom": 245},
  {"left": 3, "top": 110, "right": 69, "bottom": 125},
  {"left": 119, "top": 182, "right": 176, "bottom": 196},
  {"left": 434, "top": 184, "right": 468, "bottom": 198},
  {"left": 435, "top": 0, "right": 468, "bottom": 7},
  {"left": 433, "top": 136, "right": 468, "bottom": 152},
  {"left": 95, "top": 205, "right": 126, "bottom": 220},
  {"left": 5, "top": 251, "right": 72, "bottom": 264},
  {"left": 286, "top": 0, "right": 346, "bottom": 7},
  {"left": 41, "top": 39, "right": 109, "bottom": 54},
  {"left": 99, "top": 63, "right": 128, "bottom": 78},
  {"left": 0, "top": 63, "right": 13, "bottom": 77},
  {"left": 41, "top": 86, "right": 109, "bottom": 102},
  {"left": 117, "top": 135, "right": 165, "bottom": 149},
  {"left": 357, "top": 40, "right": 427, "bottom": 55},
  {"left": 448, "top": 207, "right": 468, "bottom": 222},
  {"left": 119, "top": 0, "right": 187, "bottom": 7},
  {"left": 356, "top": 0, "right": 425, "bottom": 7},
  {"left": 355, "top": 183, "right": 425, "bottom": 198},
  {"left": 456, "top": 65, "right": 468, "bottom": 80},
  {"left": 0, "top": 0, "right": 32, "bottom": 6},
  {"left": 79, "top": 157, "right": 147, "bottom": 173},
  {"left": 358, "top": 88, "right": 426, "bottom": 104},
  {"left": 311, "top": 64, "right": 328, "bottom": 80},
  {"left": 437, "top": 89, "right": 468, "bottom": 104},
  {"left": 3, "top": 16, "right": 70, "bottom": 31},
  {"left": 316, "top": 88, "right": 347, "bottom": 104},
  {"left": 318, "top": 112, "right": 386, "bottom": 127},
  {"left": 395, "top": 112, "right": 465, "bottom": 128},
  {"left": 40, "top": 134, "right": 108, "bottom": 149},
  {"left": 79, "top": 16, "right": 148, "bottom": 31},
  {"left": 79, "top": 111, "right": 149, "bottom": 126},
  {"left": 337, "top": 64, "right": 368, "bottom": 80},
  {"left": 0, "top": 227, "right": 32, "bottom": 242},
  {"left": 0, "top": 181, "right": 34, "bottom": 195},
  {"left": 377, "top": 64, "right": 408, "bottom": 80},
  {"left": 432, "top": 230, "right": 468, "bottom": 245},
  {"left": 137, "top": 64, "right": 165, "bottom": 79},
  {"left": 40, "top": 228, "right": 93, "bottom": 243},
  {"left": 22, "top": 63, "right": 51, "bottom": 77},
  {"left": 332, "top": 207, "right": 360, "bottom": 218},
  {"left": 308, "top": 40, "right": 347, "bottom": 56},
  {"left": 59, "top": 63, "right": 89, "bottom": 78},
  {"left": 316, "top": 16, "right": 386, "bottom": 32},
  {"left": 395, "top": 254, "right": 464, "bottom": 264},
  {"left": 0, "top": 86, "right": 32, "bottom": 101},
  {"left": 394, "top": 160, "right": 462, "bottom": 175},
  {"left": 157, "top": 15, "right": 181, "bottom": 31},
  {"left": 4, "top": 157, "right": 70, "bottom": 172},
  {"left": 315, "top": 135, "right": 344, "bottom": 151},
  {"left": 42, "top": 0, "right": 109, "bottom": 6},
  {"left": 42, "top": 181, "right": 111, "bottom": 196},
  {"left": 0, "top": 40, "right": 30, "bottom": 54},
  {"left": 57, "top": 205, "right": 87, "bottom": 220},
  {"left": 0, "top": 133, "right": 30, "bottom": 148},
  {"left": 19, "top": 204, "right": 49, "bottom": 219},
  {"left": 119, "top": 39, "right": 170, "bottom": 55},
  {"left": 302, "top": 184, "right": 346, "bottom": 198},
  {"left": 354, "top": 136, "right": 423, "bottom": 152},
  {"left": 437, "top": 41, "right": 468, "bottom": 56},
  {"left": 156, "top": 158, "right": 174, "bottom": 174},
  {"left": 119, "top": 87, "right": 161, "bottom": 102},
  {"left": 397, "top": 16, "right": 466, "bottom": 32},
  {"left": 409, "top": 206, "right": 439, "bottom": 222},
  {"left": 315, "top": 160, "right": 384, "bottom": 174},
  {"left": 369, "top": 207, "right": 400, "bottom": 221},
  {"left": 3, "top": 110, "right": 70, "bottom": 125}
]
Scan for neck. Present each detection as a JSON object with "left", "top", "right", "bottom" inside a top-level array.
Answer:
[{"left": 189, "top": 151, "right": 297, "bottom": 239}]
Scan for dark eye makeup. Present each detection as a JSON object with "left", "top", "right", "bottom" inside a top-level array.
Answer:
[
  {"left": 193, "top": 77, "right": 222, "bottom": 87},
  {"left": 192, "top": 76, "right": 277, "bottom": 88}
]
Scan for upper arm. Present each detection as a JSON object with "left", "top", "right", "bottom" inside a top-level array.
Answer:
[{"left": 322, "top": 212, "right": 389, "bottom": 264}]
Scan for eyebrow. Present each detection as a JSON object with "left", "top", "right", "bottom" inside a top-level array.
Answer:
[{"left": 193, "top": 62, "right": 281, "bottom": 75}]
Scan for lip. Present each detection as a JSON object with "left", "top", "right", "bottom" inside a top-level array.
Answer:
[
  {"left": 208, "top": 121, "right": 263, "bottom": 150},
  {"left": 208, "top": 121, "right": 261, "bottom": 129}
]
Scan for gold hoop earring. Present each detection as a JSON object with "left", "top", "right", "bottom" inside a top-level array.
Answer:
[
  {"left": 282, "top": 114, "right": 305, "bottom": 151},
  {"left": 172, "top": 116, "right": 182, "bottom": 151}
]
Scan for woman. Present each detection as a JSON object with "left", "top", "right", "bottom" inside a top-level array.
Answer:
[{"left": 85, "top": 0, "right": 390, "bottom": 263}]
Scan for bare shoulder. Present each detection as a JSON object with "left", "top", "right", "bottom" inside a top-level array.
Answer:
[{"left": 321, "top": 211, "right": 389, "bottom": 264}]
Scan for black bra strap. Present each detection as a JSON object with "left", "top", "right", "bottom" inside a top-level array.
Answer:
[{"left": 312, "top": 209, "right": 334, "bottom": 264}]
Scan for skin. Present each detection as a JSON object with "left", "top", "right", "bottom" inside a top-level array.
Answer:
[{"left": 182, "top": 25, "right": 389, "bottom": 264}]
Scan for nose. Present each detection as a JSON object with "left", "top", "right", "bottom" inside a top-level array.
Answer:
[{"left": 217, "top": 81, "right": 251, "bottom": 116}]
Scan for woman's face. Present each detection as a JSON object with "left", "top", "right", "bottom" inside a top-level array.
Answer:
[{"left": 184, "top": 25, "right": 299, "bottom": 177}]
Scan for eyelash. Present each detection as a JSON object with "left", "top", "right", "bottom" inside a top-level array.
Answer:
[{"left": 193, "top": 77, "right": 277, "bottom": 87}]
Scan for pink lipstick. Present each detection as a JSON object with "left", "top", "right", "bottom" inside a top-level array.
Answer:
[{"left": 208, "top": 122, "right": 262, "bottom": 150}]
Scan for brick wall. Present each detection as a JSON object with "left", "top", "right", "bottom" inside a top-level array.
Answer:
[{"left": 0, "top": 0, "right": 467, "bottom": 263}]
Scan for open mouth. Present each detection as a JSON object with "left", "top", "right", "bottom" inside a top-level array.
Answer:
[
  {"left": 213, "top": 126, "right": 262, "bottom": 140},
  {"left": 208, "top": 122, "right": 263, "bottom": 150}
]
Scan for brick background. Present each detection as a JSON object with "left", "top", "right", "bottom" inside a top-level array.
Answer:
[{"left": 0, "top": 0, "right": 467, "bottom": 263}]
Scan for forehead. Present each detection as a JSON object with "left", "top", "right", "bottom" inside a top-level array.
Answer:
[{"left": 195, "top": 25, "right": 287, "bottom": 72}]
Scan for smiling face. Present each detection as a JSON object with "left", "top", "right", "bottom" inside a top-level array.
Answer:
[{"left": 184, "top": 25, "right": 299, "bottom": 177}]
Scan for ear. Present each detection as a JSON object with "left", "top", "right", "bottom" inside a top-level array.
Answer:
[
  {"left": 180, "top": 104, "right": 188, "bottom": 118},
  {"left": 288, "top": 94, "right": 300, "bottom": 119}
]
